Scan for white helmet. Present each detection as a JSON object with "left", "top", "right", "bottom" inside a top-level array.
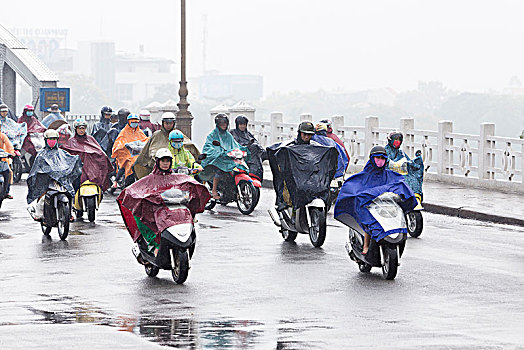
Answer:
[
  {"left": 44, "top": 129, "right": 59, "bottom": 139},
  {"left": 73, "top": 118, "right": 88, "bottom": 129},
  {"left": 155, "top": 148, "right": 172, "bottom": 160},
  {"left": 161, "top": 112, "right": 176, "bottom": 122},
  {"left": 139, "top": 109, "right": 151, "bottom": 121}
]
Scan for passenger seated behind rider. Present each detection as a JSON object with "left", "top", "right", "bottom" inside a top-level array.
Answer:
[
  {"left": 200, "top": 113, "right": 248, "bottom": 200},
  {"left": 168, "top": 130, "right": 201, "bottom": 171}
]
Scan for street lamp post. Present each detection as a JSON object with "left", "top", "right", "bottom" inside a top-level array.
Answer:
[{"left": 176, "top": 0, "right": 193, "bottom": 138}]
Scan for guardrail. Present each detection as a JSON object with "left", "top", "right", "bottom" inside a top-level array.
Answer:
[{"left": 248, "top": 113, "right": 523, "bottom": 193}]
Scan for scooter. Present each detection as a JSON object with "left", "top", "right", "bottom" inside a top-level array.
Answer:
[
  {"left": 203, "top": 141, "right": 261, "bottom": 215},
  {"left": 73, "top": 181, "right": 102, "bottom": 222},
  {"left": 40, "top": 181, "right": 73, "bottom": 240},
  {"left": 268, "top": 198, "right": 328, "bottom": 247},
  {"left": 388, "top": 150, "right": 424, "bottom": 238},
  {"left": 338, "top": 192, "right": 407, "bottom": 280},
  {"left": 130, "top": 188, "right": 197, "bottom": 284}
]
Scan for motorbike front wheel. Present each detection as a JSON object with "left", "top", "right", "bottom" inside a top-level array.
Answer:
[
  {"left": 12, "top": 156, "right": 23, "bottom": 183},
  {"left": 308, "top": 208, "right": 327, "bottom": 247},
  {"left": 172, "top": 249, "right": 189, "bottom": 284},
  {"left": 281, "top": 229, "right": 298, "bottom": 242},
  {"left": 236, "top": 181, "right": 257, "bottom": 215},
  {"left": 41, "top": 222, "right": 52, "bottom": 236},
  {"left": 406, "top": 211, "right": 423, "bottom": 238},
  {"left": 381, "top": 245, "right": 398, "bottom": 280},
  {"left": 145, "top": 264, "right": 160, "bottom": 277},
  {"left": 57, "top": 201, "right": 70, "bottom": 241}
]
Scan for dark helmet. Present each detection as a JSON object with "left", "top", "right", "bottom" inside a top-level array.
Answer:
[
  {"left": 215, "top": 113, "right": 229, "bottom": 128},
  {"left": 369, "top": 145, "right": 388, "bottom": 168},
  {"left": 319, "top": 119, "right": 333, "bottom": 131},
  {"left": 298, "top": 121, "right": 315, "bottom": 134},
  {"left": 387, "top": 131, "right": 403, "bottom": 147},
  {"left": 117, "top": 108, "right": 131, "bottom": 123},
  {"left": 235, "top": 114, "right": 249, "bottom": 128},
  {"left": 370, "top": 145, "right": 387, "bottom": 158},
  {"left": 101, "top": 106, "right": 112, "bottom": 115}
]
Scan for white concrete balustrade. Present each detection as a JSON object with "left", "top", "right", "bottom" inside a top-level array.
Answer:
[{"left": 245, "top": 112, "right": 523, "bottom": 193}]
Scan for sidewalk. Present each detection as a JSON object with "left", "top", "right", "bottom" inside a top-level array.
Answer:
[{"left": 262, "top": 166, "right": 524, "bottom": 227}]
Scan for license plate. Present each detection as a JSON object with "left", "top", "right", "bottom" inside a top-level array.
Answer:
[{"left": 132, "top": 244, "right": 141, "bottom": 258}]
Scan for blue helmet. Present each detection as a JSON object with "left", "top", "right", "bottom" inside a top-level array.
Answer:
[
  {"left": 127, "top": 113, "right": 139, "bottom": 121},
  {"left": 169, "top": 130, "right": 184, "bottom": 141}
]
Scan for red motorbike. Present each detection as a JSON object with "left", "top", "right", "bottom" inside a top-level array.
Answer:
[{"left": 202, "top": 145, "right": 262, "bottom": 215}]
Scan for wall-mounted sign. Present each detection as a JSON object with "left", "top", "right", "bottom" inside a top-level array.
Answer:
[{"left": 40, "top": 88, "right": 70, "bottom": 112}]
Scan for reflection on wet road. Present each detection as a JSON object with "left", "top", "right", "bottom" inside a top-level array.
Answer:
[{"left": 0, "top": 183, "right": 523, "bottom": 348}]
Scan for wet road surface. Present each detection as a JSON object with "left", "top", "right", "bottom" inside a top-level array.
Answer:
[{"left": 0, "top": 183, "right": 523, "bottom": 349}]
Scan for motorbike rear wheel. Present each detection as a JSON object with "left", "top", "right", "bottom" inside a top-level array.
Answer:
[
  {"left": 381, "top": 245, "right": 398, "bottom": 280},
  {"left": 86, "top": 197, "right": 96, "bottom": 222},
  {"left": 172, "top": 249, "right": 189, "bottom": 284},
  {"left": 308, "top": 208, "right": 327, "bottom": 247},
  {"left": 145, "top": 264, "right": 160, "bottom": 277},
  {"left": 12, "top": 156, "right": 23, "bottom": 183},
  {"left": 57, "top": 201, "right": 70, "bottom": 241},
  {"left": 406, "top": 211, "right": 423, "bottom": 238},
  {"left": 236, "top": 181, "right": 257, "bottom": 215}
]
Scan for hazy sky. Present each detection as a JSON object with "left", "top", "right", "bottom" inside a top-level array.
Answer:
[{"left": 3, "top": 0, "right": 524, "bottom": 95}]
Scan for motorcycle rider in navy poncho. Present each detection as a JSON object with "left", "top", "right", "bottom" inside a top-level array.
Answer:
[
  {"left": 334, "top": 146, "right": 416, "bottom": 255},
  {"left": 230, "top": 114, "right": 266, "bottom": 181},
  {"left": 27, "top": 129, "right": 82, "bottom": 205}
]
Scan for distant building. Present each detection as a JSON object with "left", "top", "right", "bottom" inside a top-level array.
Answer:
[
  {"left": 195, "top": 72, "right": 263, "bottom": 101},
  {"left": 115, "top": 49, "right": 177, "bottom": 105},
  {"left": 504, "top": 75, "right": 524, "bottom": 95}
]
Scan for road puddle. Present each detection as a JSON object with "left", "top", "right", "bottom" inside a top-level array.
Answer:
[{"left": 17, "top": 293, "right": 328, "bottom": 348}]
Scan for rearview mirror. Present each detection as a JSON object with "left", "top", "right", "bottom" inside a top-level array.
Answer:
[
  {"left": 212, "top": 140, "right": 221, "bottom": 147},
  {"left": 197, "top": 153, "right": 207, "bottom": 161}
]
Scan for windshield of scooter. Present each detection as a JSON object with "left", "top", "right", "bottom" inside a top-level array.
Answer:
[
  {"left": 366, "top": 192, "right": 405, "bottom": 234},
  {"left": 161, "top": 188, "right": 190, "bottom": 205}
]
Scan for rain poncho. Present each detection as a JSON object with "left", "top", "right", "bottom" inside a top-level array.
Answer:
[
  {"left": 134, "top": 127, "right": 200, "bottom": 179},
  {"left": 91, "top": 117, "right": 113, "bottom": 155},
  {"left": 18, "top": 112, "right": 46, "bottom": 156},
  {"left": 0, "top": 133, "right": 14, "bottom": 172},
  {"left": 117, "top": 165, "right": 210, "bottom": 245},
  {"left": 26, "top": 144, "right": 82, "bottom": 204},
  {"left": 334, "top": 159, "right": 416, "bottom": 242},
  {"left": 168, "top": 143, "right": 200, "bottom": 170},
  {"left": 111, "top": 125, "right": 148, "bottom": 178},
  {"left": 61, "top": 134, "right": 113, "bottom": 192},
  {"left": 267, "top": 138, "right": 338, "bottom": 209},
  {"left": 385, "top": 144, "right": 424, "bottom": 194},
  {"left": 201, "top": 127, "right": 249, "bottom": 173},
  {"left": 41, "top": 112, "right": 65, "bottom": 128},
  {"left": 312, "top": 131, "right": 348, "bottom": 178},
  {"left": 231, "top": 127, "right": 266, "bottom": 180},
  {"left": 1, "top": 115, "right": 27, "bottom": 149}
]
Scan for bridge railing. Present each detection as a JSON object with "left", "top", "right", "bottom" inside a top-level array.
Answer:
[{"left": 249, "top": 113, "right": 523, "bottom": 193}]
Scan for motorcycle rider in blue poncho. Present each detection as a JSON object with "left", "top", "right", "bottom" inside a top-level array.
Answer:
[
  {"left": 201, "top": 113, "right": 249, "bottom": 200},
  {"left": 312, "top": 122, "right": 348, "bottom": 178},
  {"left": 91, "top": 106, "right": 113, "bottom": 156},
  {"left": 385, "top": 131, "right": 424, "bottom": 195},
  {"left": 334, "top": 146, "right": 416, "bottom": 255}
]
